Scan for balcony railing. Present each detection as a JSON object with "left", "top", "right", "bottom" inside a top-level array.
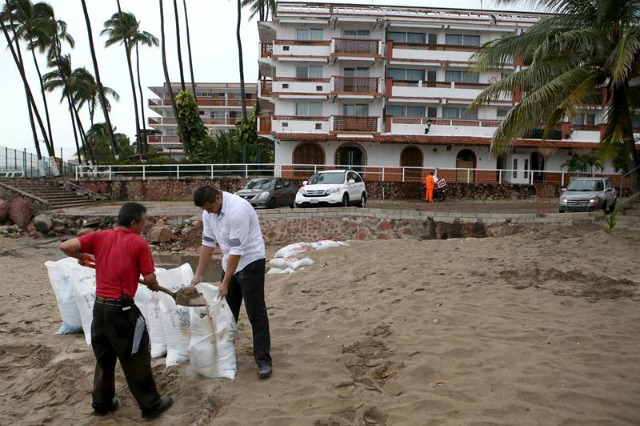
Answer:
[
  {"left": 332, "top": 115, "right": 378, "bottom": 132},
  {"left": 332, "top": 76, "right": 380, "bottom": 94},
  {"left": 261, "top": 43, "right": 273, "bottom": 58},
  {"left": 147, "top": 117, "right": 241, "bottom": 126},
  {"left": 147, "top": 135, "right": 180, "bottom": 144},
  {"left": 332, "top": 38, "right": 380, "bottom": 56},
  {"left": 260, "top": 80, "right": 272, "bottom": 97}
]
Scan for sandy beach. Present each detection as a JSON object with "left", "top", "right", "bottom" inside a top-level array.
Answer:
[{"left": 1, "top": 219, "right": 639, "bottom": 425}]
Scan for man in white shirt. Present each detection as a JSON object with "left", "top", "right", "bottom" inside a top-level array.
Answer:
[{"left": 191, "top": 186, "right": 272, "bottom": 379}]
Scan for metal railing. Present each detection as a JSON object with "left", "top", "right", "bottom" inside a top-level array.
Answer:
[
  {"left": 0, "top": 145, "right": 75, "bottom": 177},
  {"left": 73, "top": 162, "right": 624, "bottom": 187}
]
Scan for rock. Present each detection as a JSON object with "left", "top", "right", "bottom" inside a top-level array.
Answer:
[
  {"left": 142, "top": 220, "right": 155, "bottom": 235},
  {"left": 33, "top": 213, "right": 52, "bottom": 233},
  {"left": 0, "top": 199, "right": 9, "bottom": 222},
  {"left": 147, "top": 225, "right": 173, "bottom": 243},
  {"left": 9, "top": 198, "right": 34, "bottom": 228},
  {"left": 181, "top": 227, "right": 193, "bottom": 236}
]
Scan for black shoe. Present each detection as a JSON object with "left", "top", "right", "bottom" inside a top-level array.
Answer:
[
  {"left": 142, "top": 396, "right": 173, "bottom": 420},
  {"left": 258, "top": 364, "right": 272, "bottom": 379},
  {"left": 92, "top": 398, "right": 118, "bottom": 416}
]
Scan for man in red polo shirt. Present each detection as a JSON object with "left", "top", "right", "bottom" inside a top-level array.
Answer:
[{"left": 60, "top": 202, "right": 172, "bottom": 419}]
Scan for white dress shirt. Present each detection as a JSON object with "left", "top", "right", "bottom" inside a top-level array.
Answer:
[{"left": 201, "top": 192, "right": 265, "bottom": 273}]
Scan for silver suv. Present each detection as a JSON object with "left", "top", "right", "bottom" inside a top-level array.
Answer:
[{"left": 559, "top": 177, "right": 618, "bottom": 213}]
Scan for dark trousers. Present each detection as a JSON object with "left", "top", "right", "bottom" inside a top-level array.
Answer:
[
  {"left": 223, "top": 258, "right": 272, "bottom": 367},
  {"left": 91, "top": 303, "right": 161, "bottom": 414}
]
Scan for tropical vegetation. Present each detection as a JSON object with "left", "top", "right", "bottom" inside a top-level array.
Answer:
[{"left": 470, "top": 0, "right": 640, "bottom": 193}]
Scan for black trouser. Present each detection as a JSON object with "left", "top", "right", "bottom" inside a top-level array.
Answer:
[
  {"left": 223, "top": 258, "right": 272, "bottom": 367},
  {"left": 91, "top": 303, "right": 161, "bottom": 414}
]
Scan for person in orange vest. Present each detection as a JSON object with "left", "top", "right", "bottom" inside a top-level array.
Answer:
[{"left": 425, "top": 171, "right": 436, "bottom": 203}]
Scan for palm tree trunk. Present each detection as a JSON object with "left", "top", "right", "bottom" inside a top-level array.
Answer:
[
  {"left": 1, "top": 20, "right": 58, "bottom": 174},
  {"left": 182, "top": 0, "right": 196, "bottom": 97},
  {"left": 135, "top": 43, "right": 149, "bottom": 156},
  {"left": 236, "top": 0, "right": 247, "bottom": 121},
  {"left": 65, "top": 92, "right": 84, "bottom": 164},
  {"left": 612, "top": 85, "right": 640, "bottom": 193},
  {"left": 159, "top": 0, "right": 188, "bottom": 155},
  {"left": 29, "top": 47, "right": 55, "bottom": 153},
  {"left": 80, "top": 0, "right": 120, "bottom": 160},
  {"left": 73, "top": 105, "right": 95, "bottom": 165},
  {"left": 172, "top": 0, "right": 186, "bottom": 91},
  {"left": 116, "top": 0, "right": 142, "bottom": 159}
]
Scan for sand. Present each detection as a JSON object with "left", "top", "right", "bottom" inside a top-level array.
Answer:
[{"left": 1, "top": 220, "right": 640, "bottom": 425}]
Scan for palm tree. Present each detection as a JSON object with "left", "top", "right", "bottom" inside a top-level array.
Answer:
[
  {"left": 158, "top": 0, "right": 187, "bottom": 154},
  {"left": 182, "top": 0, "right": 195, "bottom": 96},
  {"left": 172, "top": 0, "right": 185, "bottom": 91},
  {"left": 102, "top": 7, "right": 141, "bottom": 158},
  {"left": 235, "top": 0, "right": 247, "bottom": 121},
  {"left": 80, "top": 0, "right": 119, "bottom": 160},
  {"left": 470, "top": 0, "right": 640, "bottom": 193},
  {"left": 241, "top": 0, "right": 276, "bottom": 21}
]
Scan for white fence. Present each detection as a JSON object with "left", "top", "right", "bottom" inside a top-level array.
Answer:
[{"left": 74, "top": 162, "right": 616, "bottom": 187}]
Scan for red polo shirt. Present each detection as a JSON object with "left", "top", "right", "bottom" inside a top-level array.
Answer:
[{"left": 78, "top": 227, "right": 155, "bottom": 299}]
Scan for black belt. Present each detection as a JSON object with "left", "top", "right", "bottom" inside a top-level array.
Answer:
[{"left": 95, "top": 296, "right": 129, "bottom": 306}]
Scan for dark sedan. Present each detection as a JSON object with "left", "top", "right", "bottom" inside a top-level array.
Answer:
[{"left": 235, "top": 177, "right": 297, "bottom": 209}]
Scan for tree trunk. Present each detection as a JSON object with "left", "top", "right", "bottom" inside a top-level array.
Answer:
[
  {"left": 30, "top": 47, "right": 55, "bottom": 155},
  {"left": 182, "top": 0, "right": 196, "bottom": 97},
  {"left": 612, "top": 85, "right": 640, "bottom": 193},
  {"left": 116, "top": 0, "right": 142, "bottom": 159},
  {"left": 172, "top": 0, "right": 186, "bottom": 91},
  {"left": 236, "top": 0, "right": 247, "bottom": 121},
  {"left": 159, "top": 0, "right": 188, "bottom": 155},
  {"left": 80, "top": 0, "right": 120, "bottom": 160},
  {"left": 135, "top": 43, "right": 148, "bottom": 155},
  {"left": 1, "top": 20, "right": 58, "bottom": 175}
]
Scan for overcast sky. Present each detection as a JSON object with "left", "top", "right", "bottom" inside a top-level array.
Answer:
[{"left": 0, "top": 0, "right": 532, "bottom": 158}]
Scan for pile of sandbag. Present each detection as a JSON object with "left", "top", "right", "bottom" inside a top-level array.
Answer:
[
  {"left": 44, "top": 259, "right": 237, "bottom": 379},
  {"left": 267, "top": 240, "right": 349, "bottom": 274}
]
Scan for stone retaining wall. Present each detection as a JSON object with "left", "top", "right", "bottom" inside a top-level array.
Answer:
[{"left": 75, "top": 179, "right": 532, "bottom": 201}]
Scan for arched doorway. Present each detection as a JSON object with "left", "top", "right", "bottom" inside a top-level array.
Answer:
[
  {"left": 400, "top": 146, "right": 423, "bottom": 181},
  {"left": 530, "top": 151, "right": 545, "bottom": 182},
  {"left": 292, "top": 142, "right": 325, "bottom": 176},
  {"left": 335, "top": 143, "right": 366, "bottom": 174},
  {"left": 456, "top": 149, "right": 477, "bottom": 183}
]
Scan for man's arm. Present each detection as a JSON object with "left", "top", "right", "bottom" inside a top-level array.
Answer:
[
  {"left": 191, "top": 245, "right": 216, "bottom": 285},
  {"left": 141, "top": 272, "right": 159, "bottom": 292},
  {"left": 218, "top": 254, "right": 240, "bottom": 299},
  {"left": 59, "top": 238, "right": 94, "bottom": 265}
]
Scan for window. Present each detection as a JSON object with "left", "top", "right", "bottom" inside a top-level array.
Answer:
[
  {"left": 296, "top": 102, "right": 323, "bottom": 116},
  {"left": 445, "top": 70, "right": 480, "bottom": 83},
  {"left": 426, "top": 70, "right": 437, "bottom": 81},
  {"left": 296, "top": 66, "right": 323, "bottom": 78},
  {"left": 297, "top": 28, "right": 324, "bottom": 41},
  {"left": 442, "top": 107, "right": 477, "bottom": 120},
  {"left": 445, "top": 34, "right": 480, "bottom": 46},
  {"left": 343, "top": 103, "right": 369, "bottom": 116},
  {"left": 427, "top": 107, "right": 437, "bottom": 118},
  {"left": 344, "top": 30, "right": 370, "bottom": 38},
  {"left": 344, "top": 67, "right": 369, "bottom": 77},
  {"left": 387, "top": 105, "right": 425, "bottom": 117},
  {"left": 387, "top": 68, "right": 425, "bottom": 81},
  {"left": 387, "top": 31, "right": 435, "bottom": 44},
  {"left": 496, "top": 108, "right": 509, "bottom": 118}
]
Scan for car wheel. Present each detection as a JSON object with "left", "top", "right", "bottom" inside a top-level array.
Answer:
[
  {"left": 435, "top": 191, "right": 445, "bottom": 202},
  {"left": 359, "top": 193, "right": 367, "bottom": 208},
  {"left": 267, "top": 198, "right": 276, "bottom": 209},
  {"left": 342, "top": 194, "right": 349, "bottom": 207},
  {"left": 608, "top": 200, "right": 616, "bottom": 213}
]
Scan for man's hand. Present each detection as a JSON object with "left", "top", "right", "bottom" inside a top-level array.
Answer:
[
  {"left": 142, "top": 272, "right": 159, "bottom": 292},
  {"left": 217, "top": 282, "right": 229, "bottom": 300},
  {"left": 190, "top": 275, "right": 203, "bottom": 287}
]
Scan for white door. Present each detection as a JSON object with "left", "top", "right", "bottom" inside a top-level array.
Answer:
[{"left": 510, "top": 154, "right": 530, "bottom": 184}]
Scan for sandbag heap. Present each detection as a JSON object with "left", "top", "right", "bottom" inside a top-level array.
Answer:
[{"left": 267, "top": 240, "right": 349, "bottom": 274}]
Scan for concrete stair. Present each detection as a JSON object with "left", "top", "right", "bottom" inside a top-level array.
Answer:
[{"left": 0, "top": 178, "right": 105, "bottom": 209}]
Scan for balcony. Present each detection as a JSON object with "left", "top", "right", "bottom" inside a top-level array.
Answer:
[
  {"left": 331, "top": 115, "right": 379, "bottom": 133},
  {"left": 147, "top": 135, "right": 181, "bottom": 145},
  {"left": 330, "top": 38, "right": 383, "bottom": 62},
  {"left": 260, "top": 42, "right": 273, "bottom": 58},
  {"left": 148, "top": 117, "right": 242, "bottom": 127},
  {"left": 260, "top": 78, "right": 330, "bottom": 99},
  {"left": 270, "top": 40, "right": 331, "bottom": 60},
  {"left": 331, "top": 76, "right": 382, "bottom": 99},
  {"left": 388, "top": 79, "right": 495, "bottom": 102},
  {"left": 259, "top": 115, "right": 330, "bottom": 135},
  {"left": 388, "top": 41, "right": 478, "bottom": 66},
  {"left": 388, "top": 117, "right": 500, "bottom": 138}
]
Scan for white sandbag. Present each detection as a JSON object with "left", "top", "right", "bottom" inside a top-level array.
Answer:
[
  {"left": 309, "top": 240, "right": 348, "bottom": 250},
  {"left": 45, "top": 258, "right": 83, "bottom": 334},
  {"left": 146, "top": 293, "right": 167, "bottom": 358},
  {"left": 268, "top": 258, "right": 288, "bottom": 269},
  {"left": 188, "top": 283, "right": 237, "bottom": 380},
  {"left": 68, "top": 263, "right": 97, "bottom": 345},
  {"left": 157, "top": 264, "right": 195, "bottom": 367},
  {"left": 273, "top": 242, "right": 310, "bottom": 258},
  {"left": 286, "top": 257, "right": 314, "bottom": 270}
]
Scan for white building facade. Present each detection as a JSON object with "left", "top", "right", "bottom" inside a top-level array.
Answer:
[
  {"left": 257, "top": 2, "right": 628, "bottom": 186},
  {"left": 147, "top": 82, "right": 258, "bottom": 155}
]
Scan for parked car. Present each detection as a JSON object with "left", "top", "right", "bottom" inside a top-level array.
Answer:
[
  {"left": 295, "top": 170, "right": 367, "bottom": 208},
  {"left": 558, "top": 177, "right": 618, "bottom": 213},
  {"left": 235, "top": 177, "right": 297, "bottom": 209}
]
